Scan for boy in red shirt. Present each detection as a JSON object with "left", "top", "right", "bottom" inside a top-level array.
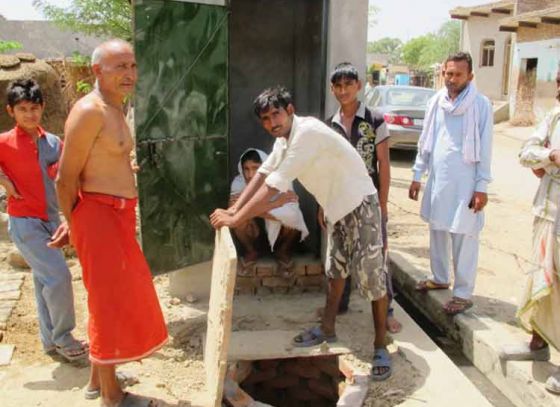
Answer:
[{"left": 0, "top": 79, "right": 87, "bottom": 361}]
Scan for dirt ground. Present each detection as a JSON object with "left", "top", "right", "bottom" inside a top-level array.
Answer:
[{"left": 0, "top": 242, "right": 427, "bottom": 406}]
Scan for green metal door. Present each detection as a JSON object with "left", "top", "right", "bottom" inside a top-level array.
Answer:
[{"left": 134, "top": 0, "right": 229, "bottom": 274}]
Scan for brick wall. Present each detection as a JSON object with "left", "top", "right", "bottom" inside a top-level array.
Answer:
[
  {"left": 517, "top": 24, "right": 560, "bottom": 42},
  {"left": 234, "top": 255, "right": 325, "bottom": 295},
  {"left": 517, "top": 0, "right": 558, "bottom": 14}
]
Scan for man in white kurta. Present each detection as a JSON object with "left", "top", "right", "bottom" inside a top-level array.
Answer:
[
  {"left": 502, "top": 68, "right": 560, "bottom": 394},
  {"left": 409, "top": 52, "right": 493, "bottom": 314}
]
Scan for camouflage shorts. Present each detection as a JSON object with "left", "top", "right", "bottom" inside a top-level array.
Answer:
[{"left": 325, "top": 194, "right": 387, "bottom": 301}]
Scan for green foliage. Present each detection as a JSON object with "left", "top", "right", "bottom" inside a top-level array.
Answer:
[
  {"left": 367, "top": 37, "right": 403, "bottom": 64},
  {"left": 33, "top": 0, "right": 132, "bottom": 40},
  {"left": 76, "top": 79, "right": 93, "bottom": 94},
  {"left": 71, "top": 51, "right": 91, "bottom": 67},
  {"left": 0, "top": 40, "right": 22, "bottom": 53},
  {"left": 402, "top": 20, "right": 460, "bottom": 71}
]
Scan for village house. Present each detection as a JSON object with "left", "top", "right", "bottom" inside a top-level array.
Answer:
[
  {"left": 450, "top": 1, "right": 514, "bottom": 102},
  {"left": 499, "top": 0, "right": 560, "bottom": 123},
  {"left": 451, "top": 0, "right": 560, "bottom": 124}
]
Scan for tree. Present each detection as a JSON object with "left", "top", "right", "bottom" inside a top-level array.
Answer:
[
  {"left": 367, "top": 37, "right": 402, "bottom": 63},
  {"left": 0, "top": 41, "right": 22, "bottom": 54},
  {"left": 33, "top": 0, "right": 132, "bottom": 40},
  {"left": 402, "top": 20, "right": 460, "bottom": 70}
]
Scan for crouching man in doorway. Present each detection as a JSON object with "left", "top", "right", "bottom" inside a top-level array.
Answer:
[
  {"left": 230, "top": 148, "right": 308, "bottom": 277},
  {"left": 211, "top": 86, "right": 392, "bottom": 381}
]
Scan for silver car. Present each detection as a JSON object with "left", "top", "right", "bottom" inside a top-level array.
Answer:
[{"left": 367, "top": 85, "right": 435, "bottom": 150}]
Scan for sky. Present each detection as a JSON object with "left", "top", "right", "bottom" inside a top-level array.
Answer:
[{"left": 0, "top": 0, "right": 490, "bottom": 42}]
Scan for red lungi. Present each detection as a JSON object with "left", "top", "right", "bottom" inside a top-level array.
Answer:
[{"left": 71, "top": 192, "right": 168, "bottom": 364}]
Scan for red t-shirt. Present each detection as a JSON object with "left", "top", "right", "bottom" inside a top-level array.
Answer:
[{"left": 0, "top": 126, "right": 63, "bottom": 221}]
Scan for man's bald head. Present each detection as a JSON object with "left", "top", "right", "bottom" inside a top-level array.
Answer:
[
  {"left": 91, "top": 39, "right": 137, "bottom": 99},
  {"left": 91, "top": 39, "right": 133, "bottom": 66}
]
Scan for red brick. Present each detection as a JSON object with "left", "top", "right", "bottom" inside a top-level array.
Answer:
[
  {"left": 296, "top": 275, "right": 324, "bottom": 287},
  {"left": 244, "top": 368, "right": 277, "bottom": 385},
  {"left": 235, "top": 276, "right": 258, "bottom": 289},
  {"left": 263, "top": 373, "right": 299, "bottom": 389},
  {"left": 305, "top": 262, "right": 323, "bottom": 275},
  {"left": 294, "top": 263, "right": 307, "bottom": 276},
  {"left": 284, "top": 359, "right": 321, "bottom": 379},
  {"left": 262, "top": 277, "right": 292, "bottom": 288},
  {"left": 256, "top": 265, "right": 275, "bottom": 277},
  {"left": 257, "top": 359, "right": 280, "bottom": 370},
  {"left": 235, "top": 287, "right": 255, "bottom": 296},
  {"left": 311, "top": 356, "right": 342, "bottom": 379},
  {"left": 308, "top": 378, "right": 338, "bottom": 400},
  {"left": 287, "top": 384, "right": 323, "bottom": 401},
  {"left": 338, "top": 358, "right": 355, "bottom": 379}
]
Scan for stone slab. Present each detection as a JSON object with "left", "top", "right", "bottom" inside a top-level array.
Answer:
[
  {"left": 228, "top": 330, "right": 352, "bottom": 361},
  {"left": 390, "top": 250, "right": 560, "bottom": 407},
  {"left": 0, "top": 273, "right": 25, "bottom": 282},
  {"left": 0, "top": 344, "right": 14, "bottom": 366},
  {"left": 0, "top": 281, "right": 22, "bottom": 293},
  {"left": 204, "top": 227, "right": 238, "bottom": 407},
  {"left": 0, "top": 291, "right": 20, "bottom": 301}
]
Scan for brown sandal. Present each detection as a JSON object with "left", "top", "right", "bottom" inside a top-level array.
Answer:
[
  {"left": 277, "top": 259, "right": 295, "bottom": 279},
  {"left": 238, "top": 258, "right": 256, "bottom": 277},
  {"left": 443, "top": 297, "right": 473, "bottom": 315},
  {"left": 415, "top": 279, "right": 450, "bottom": 291}
]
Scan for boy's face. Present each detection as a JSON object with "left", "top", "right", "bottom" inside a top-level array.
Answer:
[
  {"left": 7, "top": 101, "right": 44, "bottom": 132},
  {"left": 331, "top": 77, "right": 361, "bottom": 106},
  {"left": 258, "top": 104, "right": 294, "bottom": 139},
  {"left": 242, "top": 159, "right": 261, "bottom": 183}
]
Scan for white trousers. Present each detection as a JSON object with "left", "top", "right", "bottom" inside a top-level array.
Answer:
[{"left": 430, "top": 228, "right": 479, "bottom": 299}]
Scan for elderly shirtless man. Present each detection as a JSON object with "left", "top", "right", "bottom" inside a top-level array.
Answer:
[{"left": 54, "top": 39, "right": 167, "bottom": 407}]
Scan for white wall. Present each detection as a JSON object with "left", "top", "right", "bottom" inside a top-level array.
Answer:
[
  {"left": 325, "top": 0, "right": 369, "bottom": 117},
  {"left": 462, "top": 15, "right": 511, "bottom": 101}
]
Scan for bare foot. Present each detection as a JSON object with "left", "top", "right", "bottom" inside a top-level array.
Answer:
[{"left": 386, "top": 315, "right": 402, "bottom": 334}]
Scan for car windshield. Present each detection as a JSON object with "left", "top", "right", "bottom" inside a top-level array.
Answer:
[{"left": 385, "top": 88, "right": 434, "bottom": 107}]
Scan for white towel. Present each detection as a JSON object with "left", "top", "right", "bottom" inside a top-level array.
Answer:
[
  {"left": 418, "top": 82, "right": 481, "bottom": 163},
  {"left": 230, "top": 148, "right": 309, "bottom": 249}
]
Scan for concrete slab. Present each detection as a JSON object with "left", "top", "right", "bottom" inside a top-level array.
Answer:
[
  {"left": 0, "top": 291, "right": 20, "bottom": 301},
  {"left": 391, "top": 302, "right": 492, "bottom": 406},
  {"left": 390, "top": 249, "right": 560, "bottom": 407},
  {"left": 228, "top": 330, "right": 352, "bottom": 361},
  {"left": 0, "top": 281, "right": 23, "bottom": 293},
  {"left": 0, "top": 344, "right": 14, "bottom": 366},
  {"left": 204, "top": 227, "right": 238, "bottom": 407}
]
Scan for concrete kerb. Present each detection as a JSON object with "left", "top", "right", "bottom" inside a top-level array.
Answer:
[{"left": 389, "top": 250, "right": 560, "bottom": 407}]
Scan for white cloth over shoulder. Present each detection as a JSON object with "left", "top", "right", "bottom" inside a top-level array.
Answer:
[
  {"left": 418, "top": 82, "right": 482, "bottom": 164},
  {"left": 230, "top": 148, "right": 309, "bottom": 249}
]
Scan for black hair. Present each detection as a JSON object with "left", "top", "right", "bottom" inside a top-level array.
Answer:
[
  {"left": 445, "top": 52, "right": 473, "bottom": 73},
  {"left": 241, "top": 150, "right": 262, "bottom": 166},
  {"left": 6, "top": 79, "right": 44, "bottom": 108},
  {"left": 330, "top": 62, "right": 359, "bottom": 84},
  {"left": 253, "top": 86, "right": 293, "bottom": 117}
]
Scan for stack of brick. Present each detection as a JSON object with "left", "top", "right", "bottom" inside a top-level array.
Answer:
[
  {"left": 235, "top": 255, "right": 325, "bottom": 296},
  {"left": 234, "top": 356, "right": 346, "bottom": 407}
]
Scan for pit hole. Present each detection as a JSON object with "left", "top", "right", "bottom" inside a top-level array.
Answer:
[{"left": 228, "top": 355, "right": 351, "bottom": 407}]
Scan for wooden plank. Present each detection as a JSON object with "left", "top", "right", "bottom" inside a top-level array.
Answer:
[
  {"left": 228, "top": 330, "right": 352, "bottom": 361},
  {"left": 204, "top": 227, "right": 238, "bottom": 407}
]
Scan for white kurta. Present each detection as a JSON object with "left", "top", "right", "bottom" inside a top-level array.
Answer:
[
  {"left": 230, "top": 148, "right": 309, "bottom": 249},
  {"left": 412, "top": 91, "right": 493, "bottom": 237}
]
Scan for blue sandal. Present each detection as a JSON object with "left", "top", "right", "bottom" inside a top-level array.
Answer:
[
  {"left": 292, "top": 326, "right": 337, "bottom": 347},
  {"left": 371, "top": 348, "right": 392, "bottom": 381}
]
